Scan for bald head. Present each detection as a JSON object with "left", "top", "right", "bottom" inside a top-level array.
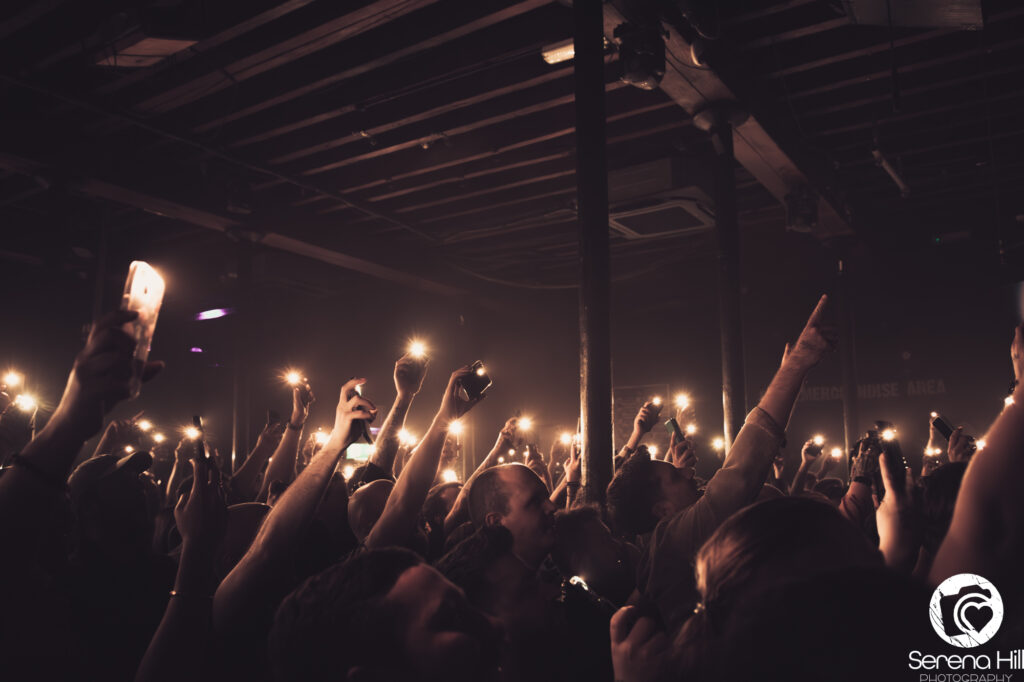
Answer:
[{"left": 348, "top": 479, "right": 394, "bottom": 542}]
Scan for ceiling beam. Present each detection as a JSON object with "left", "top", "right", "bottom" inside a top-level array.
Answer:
[
  {"left": 135, "top": 0, "right": 442, "bottom": 114},
  {"left": 603, "top": 2, "right": 853, "bottom": 238},
  {"left": 0, "top": 150, "right": 468, "bottom": 297},
  {"left": 191, "top": 0, "right": 555, "bottom": 134}
]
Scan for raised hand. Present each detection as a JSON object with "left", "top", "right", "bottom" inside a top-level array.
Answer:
[
  {"left": 290, "top": 380, "right": 315, "bottom": 427},
  {"left": 524, "top": 444, "right": 548, "bottom": 483},
  {"left": 948, "top": 426, "right": 976, "bottom": 463},
  {"left": 800, "top": 439, "right": 822, "bottom": 465},
  {"left": 850, "top": 440, "right": 880, "bottom": 480},
  {"left": 54, "top": 309, "right": 163, "bottom": 438},
  {"left": 610, "top": 606, "right": 671, "bottom": 682},
  {"left": 394, "top": 353, "right": 429, "bottom": 398},
  {"left": 175, "top": 458, "right": 228, "bottom": 552},
  {"left": 668, "top": 432, "right": 697, "bottom": 476},
  {"left": 565, "top": 440, "right": 582, "bottom": 485},
  {"left": 785, "top": 295, "right": 837, "bottom": 370},
  {"left": 633, "top": 401, "right": 661, "bottom": 436},
  {"left": 877, "top": 452, "right": 920, "bottom": 571},
  {"left": 439, "top": 366, "right": 486, "bottom": 421},
  {"left": 332, "top": 379, "right": 377, "bottom": 437}
]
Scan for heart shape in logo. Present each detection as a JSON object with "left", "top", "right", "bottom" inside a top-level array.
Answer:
[{"left": 962, "top": 603, "right": 994, "bottom": 632}]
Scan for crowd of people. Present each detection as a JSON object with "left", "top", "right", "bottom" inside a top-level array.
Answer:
[{"left": 0, "top": 294, "right": 1022, "bottom": 681}]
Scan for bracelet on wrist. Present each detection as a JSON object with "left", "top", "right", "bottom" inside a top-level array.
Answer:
[{"left": 287, "top": 421, "right": 304, "bottom": 431}]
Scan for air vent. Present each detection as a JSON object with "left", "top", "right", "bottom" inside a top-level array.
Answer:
[{"left": 608, "top": 157, "right": 715, "bottom": 240}]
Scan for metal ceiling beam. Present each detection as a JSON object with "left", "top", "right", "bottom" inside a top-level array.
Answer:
[
  {"left": 135, "top": 0, "right": 442, "bottom": 114},
  {"left": 0, "top": 151, "right": 468, "bottom": 297},
  {"left": 603, "top": 2, "right": 854, "bottom": 239},
  {"left": 191, "top": 0, "right": 555, "bottom": 134}
]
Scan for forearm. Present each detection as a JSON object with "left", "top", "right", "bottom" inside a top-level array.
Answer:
[
  {"left": 135, "top": 544, "right": 215, "bottom": 682},
  {"left": 757, "top": 359, "right": 812, "bottom": 433},
  {"left": 215, "top": 436, "right": 346, "bottom": 629},
  {"left": 0, "top": 417, "right": 84, "bottom": 556},
  {"left": 366, "top": 414, "right": 447, "bottom": 549},
  {"left": 371, "top": 394, "right": 412, "bottom": 472},
  {"left": 550, "top": 475, "right": 568, "bottom": 504},
  {"left": 837, "top": 482, "right": 873, "bottom": 531},
  {"left": 165, "top": 460, "right": 188, "bottom": 503},
  {"left": 931, "top": 388, "right": 1024, "bottom": 583},
  {"left": 258, "top": 427, "right": 302, "bottom": 501},
  {"left": 791, "top": 462, "right": 813, "bottom": 495},
  {"left": 230, "top": 438, "right": 277, "bottom": 501}
]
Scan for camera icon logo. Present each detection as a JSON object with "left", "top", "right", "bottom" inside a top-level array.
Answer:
[{"left": 929, "top": 574, "right": 1003, "bottom": 648}]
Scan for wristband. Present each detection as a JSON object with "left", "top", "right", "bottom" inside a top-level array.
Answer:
[
  {"left": 287, "top": 421, "right": 304, "bottom": 431},
  {"left": 567, "top": 481, "right": 581, "bottom": 489}
]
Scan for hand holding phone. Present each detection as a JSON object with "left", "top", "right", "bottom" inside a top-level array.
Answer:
[{"left": 120, "top": 261, "right": 165, "bottom": 399}]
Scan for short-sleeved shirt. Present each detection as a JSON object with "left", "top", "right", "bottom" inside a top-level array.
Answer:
[{"left": 636, "top": 407, "right": 784, "bottom": 633}]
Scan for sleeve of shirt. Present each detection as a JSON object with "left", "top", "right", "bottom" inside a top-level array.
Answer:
[{"left": 701, "top": 407, "right": 787, "bottom": 518}]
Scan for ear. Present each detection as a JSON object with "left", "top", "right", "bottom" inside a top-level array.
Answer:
[
  {"left": 484, "top": 512, "right": 504, "bottom": 527},
  {"left": 651, "top": 500, "right": 674, "bottom": 521}
]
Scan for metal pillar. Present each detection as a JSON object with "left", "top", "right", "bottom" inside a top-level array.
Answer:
[
  {"left": 574, "top": 0, "right": 613, "bottom": 507},
  {"left": 231, "top": 238, "right": 254, "bottom": 473},
  {"left": 837, "top": 257, "right": 860, "bottom": 458},
  {"left": 694, "top": 103, "right": 749, "bottom": 450}
]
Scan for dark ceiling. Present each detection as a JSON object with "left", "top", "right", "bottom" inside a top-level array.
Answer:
[{"left": 1, "top": 0, "right": 1022, "bottom": 298}]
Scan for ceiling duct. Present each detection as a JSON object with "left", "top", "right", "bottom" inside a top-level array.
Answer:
[
  {"left": 841, "top": 0, "right": 983, "bottom": 29},
  {"left": 607, "top": 157, "right": 714, "bottom": 240}
]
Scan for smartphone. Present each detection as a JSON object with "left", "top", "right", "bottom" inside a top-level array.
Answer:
[
  {"left": 192, "top": 415, "right": 208, "bottom": 460},
  {"left": 459, "top": 361, "right": 492, "bottom": 401},
  {"left": 120, "top": 261, "right": 165, "bottom": 399},
  {"left": 931, "top": 415, "right": 954, "bottom": 440},
  {"left": 664, "top": 418, "right": 685, "bottom": 441},
  {"left": 346, "top": 379, "right": 373, "bottom": 444}
]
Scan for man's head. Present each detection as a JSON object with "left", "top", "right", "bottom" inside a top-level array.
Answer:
[
  {"left": 270, "top": 548, "right": 501, "bottom": 682},
  {"left": 68, "top": 451, "right": 156, "bottom": 563},
  {"left": 606, "top": 451, "right": 700, "bottom": 536},
  {"left": 436, "top": 525, "right": 560, "bottom": 639},
  {"left": 348, "top": 479, "right": 394, "bottom": 543},
  {"left": 467, "top": 464, "right": 556, "bottom": 569}
]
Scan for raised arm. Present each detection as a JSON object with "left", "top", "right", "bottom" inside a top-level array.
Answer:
[
  {"left": 135, "top": 458, "right": 227, "bottom": 682},
  {"left": 616, "top": 401, "right": 661, "bottom": 460},
  {"left": 213, "top": 379, "right": 375, "bottom": 631},
  {"left": 0, "top": 310, "right": 162, "bottom": 569},
  {"left": 930, "top": 323, "right": 1024, "bottom": 585},
  {"left": 371, "top": 353, "right": 428, "bottom": 475},
  {"left": 790, "top": 440, "right": 821, "bottom": 495},
  {"left": 710, "top": 296, "right": 835, "bottom": 507},
  {"left": 366, "top": 366, "right": 483, "bottom": 549},
  {"left": 257, "top": 381, "right": 314, "bottom": 502},
  {"left": 444, "top": 417, "right": 518, "bottom": 533},
  {"left": 230, "top": 421, "right": 285, "bottom": 502}
]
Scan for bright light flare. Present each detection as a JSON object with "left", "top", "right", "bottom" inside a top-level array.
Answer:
[
  {"left": 441, "top": 469, "right": 458, "bottom": 483},
  {"left": 1006, "top": 395, "right": 1016, "bottom": 407},
  {"left": 812, "top": 435, "right": 825, "bottom": 447},
  {"left": 183, "top": 426, "right": 201, "bottom": 440},
  {"left": 674, "top": 393, "right": 690, "bottom": 410},
  {"left": 284, "top": 370, "right": 303, "bottom": 387},
  {"left": 651, "top": 396, "right": 662, "bottom": 407},
  {"left": 881, "top": 428, "right": 897, "bottom": 441},
  {"left": 518, "top": 416, "right": 533, "bottom": 431},
  {"left": 314, "top": 430, "right": 330, "bottom": 446},
  {"left": 3, "top": 371, "right": 22, "bottom": 387},
  {"left": 475, "top": 365, "right": 487, "bottom": 376},
  {"left": 13, "top": 394, "right": 37, "bottom": 412},
  {"left": 137, "top": 419, "right": 153, "bottom": 432},
  {"left": 930, "top": 411, "right": 939, "bottom": 419},
  {"left": 977, "top": 439, "right": 987, "bottom": 450},
  {"left": 712, "top": 437, "right": 725, "bottom": 451},
  {"left": 648, "top": 445, "right": 659, "bottom": 457},
  {"left": 124, "top": 445, "right": 135, "bottom": 454},
  {"left": 195, "top": 308, "right": 232, "bottom": 321},
  {"left": 342, "top": 465, "right": 355, "bottom": 480},
  {"left": 497, "top": 456, "right": 505, "bottom": 464},
  {"left": 685, "top": 424, "right": 697, "bottom": 436},
  {"left": 398, "top": 429, "right": 417, "bottom": 447},
  {"left": 449, "top": 420, "right": 464, "bottom": 436},
  {"left": 153, "top": 433, "right": 166, "bottom": 444},
  {"left": 559, "top": 432, "right": 573, "bottom": 446},
  {"left": 831, "top": 447, "right": 843, "bottom": 459},
  {"left": 507, "top": 448, "right": 516, "bottom": 456},
  {"left": 408, "top": 340, "right": 427, "bottom": 359}
]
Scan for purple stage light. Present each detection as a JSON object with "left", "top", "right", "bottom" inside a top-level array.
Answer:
[
  {"left": 195, "top": 308, "right": 233, "bottom": 321},
  {"left": 190, "top": 347, "right": 203, "bottom": 353}
]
